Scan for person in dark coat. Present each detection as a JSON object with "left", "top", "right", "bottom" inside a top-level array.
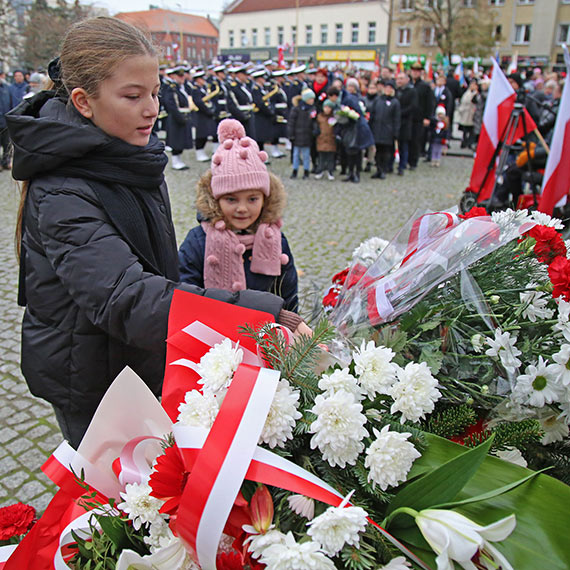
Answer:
[
  {"left": 9, "top": 70, "right": 29, "bottom": 107},
  {"left": 314, "top": 99, "right": 337, "bottom": 180},
  {"left": 192, "top": 69, "right": 217, "bottom": 162},
  {"left": 395, "top": 71, "right": 418, "bottom": 175},
  {"left": 227, "top": 65, "right": 256, "bottom": 139},
  {"left": 446, "top": 70, "right": 462, "bottom": 135},
  {"left": 288, "top": 89, "right": 316, "bottom": 179},
  {"left": 409, "top": 62, "right": 435, "bottom": 168},
  {"left": 7, "top": 18, "right": 307, "bottom": 449},
  {"left": 267, "top": 70, "right": 288, "bottom": 158},
  {"left": 369, "top": 80, "right": 401, "bottom": 179},
  {"left": 163, "top": 66, "right": 194, "bottom": 170},
  {"left": 251, "top": 68, "right": 276, "bottom": 152},
  {"left": 0, "top": 70, "right": 13, "bottom": 169},
  {"left": 179, "top": 119, "right": 298, "bottom": 312}
]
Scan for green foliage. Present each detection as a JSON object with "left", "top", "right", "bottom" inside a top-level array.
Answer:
[{"left": 423, "top": 404, "right": 478, "bottom": 439}]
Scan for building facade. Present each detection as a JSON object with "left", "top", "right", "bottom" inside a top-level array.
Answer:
[
  {"left": 219, "top": 0, "right": 389, "bottom": 69},
  {"left": 389, "top": 0, "right": 570, "bottom": 71},
  {"left": 115, "top": 8, "right": 219, "bottom": 66}
]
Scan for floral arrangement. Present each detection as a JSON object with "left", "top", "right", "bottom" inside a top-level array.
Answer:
[
  {"left": 335, "top": 105, "right": 360, "bottom": 123},
  {"left": 0, "top": 503, "right": 36, "bottom": 544},
  {"left": 324, "top": 207, "right": 570, "bottom": 482}
]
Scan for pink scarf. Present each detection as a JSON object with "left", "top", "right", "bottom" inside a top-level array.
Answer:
[{"left": 202, "top": 221, "right": 288, "bottom": 292}]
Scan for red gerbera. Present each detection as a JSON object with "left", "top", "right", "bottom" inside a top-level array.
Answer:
[
  {"left": 148, "top": 444, "right": 189, "bottom": 515},
  {"left": 459, "top": 206, "right": 488, "bottom": 220},
  {"left": 548, "top": 255, "right": 570, "bottom": 301},
  {"left": 528, "top": 225, "right": 567, "bottom": 264},
  {"left": 0, "top": 503, "right": 36, "bottom": 540}
]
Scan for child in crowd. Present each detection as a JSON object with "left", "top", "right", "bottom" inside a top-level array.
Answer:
[
  {"left": 429, "top": 105, "right": 449, "bottom": 167},
  {"left": 314, "top": 99, "right": 337, "bottom": 180},
  {"left": 288, "top": 88, "right": 316, "bottom": 179},
  {"left": 179, "top": 119, "right": 299, "bottom": 311}
]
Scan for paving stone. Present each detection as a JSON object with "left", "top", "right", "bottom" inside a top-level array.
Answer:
[
  {"left": 4, "top": 437, "right": 33, "bottom": 455},
  {"left": 2, "top": 470, "right": 29, "bottom": 490},
  {"left": 0, "top": 427, "right": 18, "bottom": 444},
  {"left": 18, "top": 480, "right": 48, "bottom": 502}
]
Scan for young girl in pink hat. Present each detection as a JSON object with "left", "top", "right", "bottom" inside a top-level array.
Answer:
[{"left": 179, "top": 119, "right": 299, "bottom": 311}]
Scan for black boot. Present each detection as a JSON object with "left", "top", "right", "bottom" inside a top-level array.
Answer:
[
  {"left": 290, "top": 170, "right": 297, "bottom": 179},
  {"left": 302, "top": 170, "right": 309, "bottom": 179},
  {"left": 352, "top": 171, "right": 360, "bottom": 183},
  {"left": 363, "top": 162, "right": 371, "bottom": 172},
  {"left": 343, "top": 168, "right": 354, "bottom": 182}
]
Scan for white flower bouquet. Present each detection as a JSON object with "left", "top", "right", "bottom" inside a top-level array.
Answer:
[{"left": 3, "top": 291, "right": 569, "bottom": 570}]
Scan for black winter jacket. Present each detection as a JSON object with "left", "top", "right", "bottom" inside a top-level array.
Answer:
[
  {"left": 396, "top": 84, "right": 418, "bottom": 141},
  {"left": 288, "top": 98, "right": 316, "bottom": 147},
  {"left": 6, "top": 92, "right": 284, "bottom": 419},
  {"left": 369, "top": 95, "right": 401, "bottom": 145}
]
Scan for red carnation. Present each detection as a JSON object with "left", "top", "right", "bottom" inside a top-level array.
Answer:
[
  {"left": 459, "top": 206, "right": 488, "bottom": 220},
  {"left": 322, "top": 288, "right": 340, "bottom": 308},
  {"left": 331, "top": 267, "right": 349, "bottom": 285},
  {"left": 0, "top": 503, "right": 36, "bottom": 540},
  {"left": 529, "top": 225, "right": 567, "bottom": 264},
  {"left": 548, "top": 255, "right": 570, "bottom": 301}
]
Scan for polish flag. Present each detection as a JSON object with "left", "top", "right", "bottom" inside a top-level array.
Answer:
[
  {"left": 507, "top": 52, "right": 518, "bottom": 75},
  {"left": 426, "top": 57, "right": 434, "bottom": 81},
  {"left": 468, "top": 58, "right": 536, "bottom": 202},
  {"left": 538, "top": 47, "right": 570, "bottom": 214}
]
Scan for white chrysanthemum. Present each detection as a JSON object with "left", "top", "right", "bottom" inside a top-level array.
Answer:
[
  {"left": 550, "top": 344, "right": 570, "bottom": 387},
  {"left": 558, "top": 393, "right": 570, "bottom": 425},
  {"left": 260, "top": 380, "right": 302, "bottom": 448},
  {"left": 554, "top": 299, "right": 570, "bottom": 341},
  {"left": 306, "top": 502, "right": 368, "bottom": 556},
  {"left": 118, "top": 482, "right": 164, "bottom": 530},
  {"left": 318, "top": 368, "right": 362, "bottom": 399},
  {"left": 540, "top": 414, "right": 569, "bottom": 444},
  {"left": 196, "top": 338, "right": 243, "bottom": 395},
  {"left": 529, "top": 211, "right": 565, "bottom": 230},
  {"left": 353, "top": 341, "right": 398, "bottom": 399},
  {"left": 352, "top": 237, "right": 389, "bottom": 265},
  {"left": 259, "top": 532, "right": 335, "bottom": 569},
  {"left": 390, "top": 362, "right": 442, "bottom": 424},
  {"left": 491, "top": 208, "right": 532, "bottom": 232},
  {"left": 309, "top": 390, "right": 368, "bottom": 468},
  {"left": 364, "top": 425, "right": 421, "bottom": 490},
  {"left": 485, "top": 329, "right": 522, "bottom": 374},
  {"left": 287, "top": 494, "right": 315, "bottom": 520},
  {"left": 520, "top": 287, "right": 555, "bottom": 322},
  {"left": 471, "top": 334, "right": 484, "bottom": 353},
  {"left": 379, "top": 557, "right": 412, "bottom": 570},
  {"left": 177, "top": 389, "right": 220, "bottom": 428},
  {"left": 246, "top": 527, "right": 288, "bottom": 560},
  {"left": 495, "top": 446, "right": 528, "bottom": 467},
  {"left": 512, "top": 357, "right": 563, "bottom": 407},
  {"left": 144, "top": 518, "right": 177, "bottom": 552}
]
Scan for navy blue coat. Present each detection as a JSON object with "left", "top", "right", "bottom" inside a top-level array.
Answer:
[
  {"left": 162, "top": 83, "right": 193, "bottom": 151},
  {"left": 192, "top": 83, "right": 217, "bottom": 139},
  {"left": 9, "top": 81, "right": 29, "bottom": 107},
  {"left": 340, "top": 92, "right": 374, "bottom": 150},
  {"left": 179, "top": 225, "right": 299, "bottom": 312},
  {"left": 0, "top": 82, "right": 12, "bottom": 128}
]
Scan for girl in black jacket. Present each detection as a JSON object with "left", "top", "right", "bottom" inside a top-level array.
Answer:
[{"left": 7, "top": 17, "right": 308, "bottom": 448}]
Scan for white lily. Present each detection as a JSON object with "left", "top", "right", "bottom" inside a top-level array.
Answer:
[
  {"left": 415, "top": 509, "right": 516, "bottom": 570},
  {"left": 115, "top": 537, "right": 197, "bottom": 570}
]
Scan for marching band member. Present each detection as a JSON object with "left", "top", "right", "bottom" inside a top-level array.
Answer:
[
  {"left": 227, "top": 64, "right": 256, "bottom": 139},
  {"left": 251, "top": 67, "right": 275, "bottom": 153},
  {"left": 192, "top": 68, "right": 217, "bottom": 162}
]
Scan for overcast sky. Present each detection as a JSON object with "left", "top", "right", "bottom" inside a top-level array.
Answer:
[{"left": 83, "top": 0, "right": 228, "bottom": 20}]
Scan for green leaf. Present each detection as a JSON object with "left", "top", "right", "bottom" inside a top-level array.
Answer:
[
  {"left": 94, "top": 515, "right": 130, "bottom": 551},
  {"left": 386, "top": 435, "right": 494, "bottom": 520},
  {"left": 418, "top": 346, "right": 444, "bottom": 375}
]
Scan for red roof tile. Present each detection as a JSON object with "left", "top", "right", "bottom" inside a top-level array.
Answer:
[
  {"left": 115, "top": 9, "right": 218, "bottom": 38},
  {"left": 225, "top": 0, "right": 369, "bottom": 13}
]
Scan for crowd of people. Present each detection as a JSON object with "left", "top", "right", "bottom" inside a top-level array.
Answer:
[{"left": 153, "top": 58, "right": 565, "bottom": 186}]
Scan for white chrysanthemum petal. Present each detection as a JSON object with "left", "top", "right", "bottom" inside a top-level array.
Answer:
[
  {"left": 318, "top": 368, "right": 363, "bottom": 399},
  {"left": 379, "top": 557, "right": 412, "bottom": 570},
  {"left": 365, "top": 425, "right": 421, "bottom": 490},
  {"left": 309, "top": 390, "right": 368, "bottom": 468},
  {"left": 177, "top": 390, "right": 220, "bottom": 428},
  {"left": 260, "top": 380, "right": 302, "bottom": 448},
  {"left": 118, "top": 482, "right": 164, "bottom": 531},
  {"left": 306, "top": 503, "right": 368, "bottom": 556},
  {"left": 520, "top": 286, "right": 555, "bottom": 323},
  {"left": 352, "top": 237, "right": 389, "bottom": 265},
  {"left": 540, "top": 414, "right": 569, "bottom": 444},
  {"left": 495, "top": 446, "right": 528, "bottom": 467},
  {"left": 485, "top": 329, "right": 522, "bottom": 374},
  {"left": 287, "top": 494, "right": 315, "bottom": 520},
  {"left": 529, "top": 211, "right": 564, "bottom": 230},
  {"left": 512, "top": 356, "right": 563, "bottom": 407},
  {"left": 551, "top": 344, "right": 570, "bottom": 387},
  {"left": 352, "top": 341, "right": 398, "bottom": 399},
  {"left": 259, "top": 532, "right": 335, "bottom": 569},
  {"left": 246, "top": 528, "right": 288, "bottom": 560},
  {"left": 197, "top": 338, "right": 243, "bottom": 395},
  {"left": 390, "top": 362, "right": 442, "bottom": 423}
]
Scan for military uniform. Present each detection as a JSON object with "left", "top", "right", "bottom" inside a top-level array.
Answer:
[
  {"left": 251, "top": 70, "right": 275, "bottom": 149},
  {"left": 227, "top": 67, "right": 256, "bottom": 139},
  {"left": 192, "top": 70, "right": 217, "bottom": 161}
]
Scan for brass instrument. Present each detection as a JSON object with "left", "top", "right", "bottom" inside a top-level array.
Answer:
[
  {"left": 253, "top": 83, "right": 279, "bottom": 112},
  {"left": 202, "top": 82, "right": 221, "bottom": 103}
]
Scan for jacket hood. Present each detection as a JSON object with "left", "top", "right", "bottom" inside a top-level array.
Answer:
[
  {"left": 196, "top": 169, "right": 287, "bottom": 227},
  {"left": 6, "top": 91, "right": 167, "bottom": 187}
]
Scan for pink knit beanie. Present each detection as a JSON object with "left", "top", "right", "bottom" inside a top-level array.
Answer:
[{"left": 211, "top": 119, "right": 270, "bottom": 198}]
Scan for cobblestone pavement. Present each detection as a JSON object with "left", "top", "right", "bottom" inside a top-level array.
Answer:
[{"left": 0, "top": 144, "right": 472, "bottom": 513}]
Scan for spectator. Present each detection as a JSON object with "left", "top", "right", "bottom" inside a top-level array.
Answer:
[
  {"left": 288, "top": 88, "right": 316, "bottom": 179},
  {"left": 0, "top": 69, "right": 12, "bottom": 170},
  {"left": 9, "top": 70, "right": 29, "bottom": 107},
  {"left": 314, "top": 99, "right": 337, "bottom": 180},
  {"left": 395, "top": 71, "right": 418, "bottom": 175},
  {"left": 409, "top": 62, "right": 435, "bottom": 169},
  {"left": 429, "top": 106, "right": 449, "bottom": 167},
  {"left": 457, "top": 79, "right": 479, "bottom": 149}
]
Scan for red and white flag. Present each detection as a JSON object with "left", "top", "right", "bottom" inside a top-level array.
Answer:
[
  {"left": 538, "top": 46, "right": 570, "bottom": 214},
  {"left": 468, "top": 58, "right": 536, "bottom": 202},
  {"left": 507, "top": 52, "right": 518, "bottom": 75}
]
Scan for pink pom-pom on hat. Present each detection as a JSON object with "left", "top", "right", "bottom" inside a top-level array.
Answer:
[{"left": 211, "top": 118, "right": 270, "bottom": 198}]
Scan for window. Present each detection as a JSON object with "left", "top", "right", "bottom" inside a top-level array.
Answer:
[
  {"left": 489, "top": 0, "right": 505, "bottom": 5},
  {"left": 423, "top": 26, "right": 436, "bottom": 45},
  {"left": 368, "top": 22, "right": 376, "bottom": 43},
  {"left": 291, "top": 25, "right": 297, "bottom": 44},
  {"left": 400, "top": 0, "right": 413, "bottom": 10},
  {"left": 264, "top": 27, "right": 270, "bottom": 46},
  {"left": 351, "top": 22, "right": 359, "bottom": 44},
  {"left": 251, "top": 28, "right": 257, "bottom": 47},
  {"left": 424, "top": 0, "right": 435, "bottom": 7},
  {"left": 277, "top": 26, "right": 284, "bottom": 45},
  {"left": 517, "top": 0, "right": 534, "bottom": 4},
  {"left": 305, "top": 24, "right": 312, "bottom": 45},
  {"left": 321, "top": 23, "right": 328, "bottom": 44},
  {"left": 186, "top": 46, "right": 191, "bottom": 58},
  {"left": 513, "top": 24, "right": 531, "bottom": 44},
  {"left": 228, "top": 29, "right": 234, "bottom": 48},
  {"left": 397, "top": 27, "right": 411, "bottom": 46},
  {"left": 463, "top": 0, "right": 475, "bottom": 6},
  {"left": 559, "top": 24, "right": 570, "bottom": 44},
  {"left": 494, "top": 24, "right": 503, "bottom": 40},
  {"left": 336, "top": 23, "right": 343, "bottom": 43},
  {"left": 240, "top": 29, "right": 247, "bottom": 47}
]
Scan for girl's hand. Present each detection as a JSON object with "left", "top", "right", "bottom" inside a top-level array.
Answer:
[{"left": 294, "top": 321, "right": 313, "bottom": 337}]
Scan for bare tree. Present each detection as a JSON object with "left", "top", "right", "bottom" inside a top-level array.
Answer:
[
  {"left": 0, "top": 0, "right": 22, "bottom": 71},
  {"left": 395, "top": 0, "right": 496, "bottom": 60}
]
